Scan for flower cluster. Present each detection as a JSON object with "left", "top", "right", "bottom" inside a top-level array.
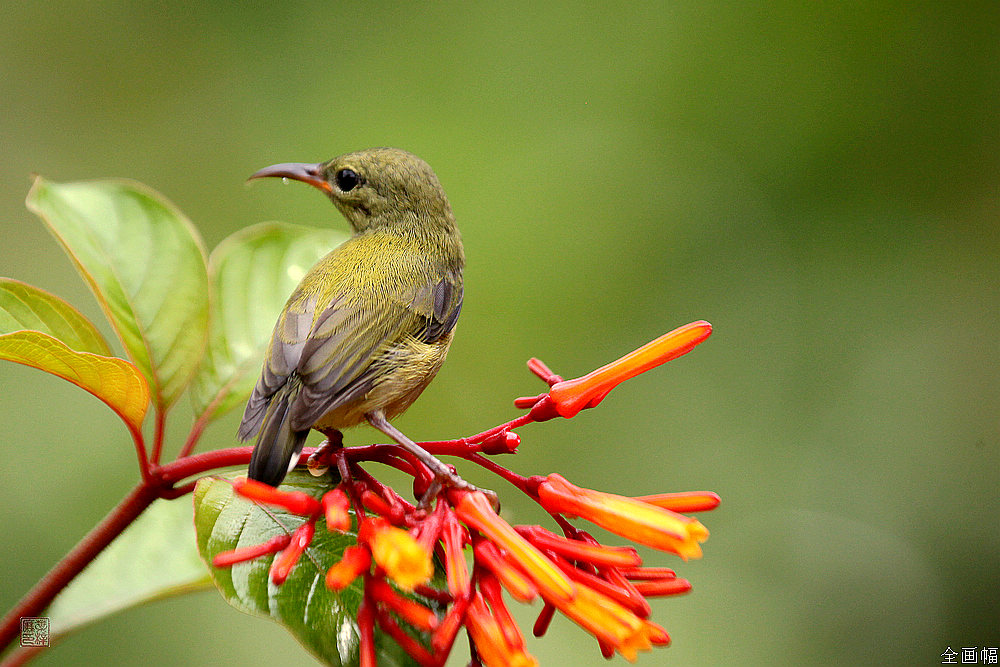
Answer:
[{"left": 212, "top": 321, "right": 718, "bottom": 666}]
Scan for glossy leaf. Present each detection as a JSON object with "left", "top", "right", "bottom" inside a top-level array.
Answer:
[
  {"left": 191, "top": 222, "right": 345, "bottom": 421},
  {"left": 46, "top": 497, "right": 211, "bottom": 638},
  {"left": 0, "top": 330, "right": 149, "bottom": 436},
  {"left": 26, "top": 177, "right": 209, "bottom": 410},
  {"left": 0, "top": 278, "right": 111, "bottom": 355},
  {"left": 194, "top": 471, "right": 419, "bottom": 667}
]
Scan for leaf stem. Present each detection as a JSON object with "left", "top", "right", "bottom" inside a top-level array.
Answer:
[
  {"left": 177, "top": 412, "right": 210, "bottom": 459},
  {"left": 149, "top": 410, "right": 167, "bottom": 465}
]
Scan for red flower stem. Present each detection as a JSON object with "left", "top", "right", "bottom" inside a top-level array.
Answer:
[
  {"left": 0, "top": 482, "right": 159, "bottom": 651},
  {"left": 457, "top": 453, "right": 534, "bottom": 494},
  {"left": 456, "top": 413, "right": 538, "bottom": 446}
]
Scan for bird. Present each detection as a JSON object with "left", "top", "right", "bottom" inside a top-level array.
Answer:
[{"left": 238, "top": 147, "right": 472, "bottom": 498}]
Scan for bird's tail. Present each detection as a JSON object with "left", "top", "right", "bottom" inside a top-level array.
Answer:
[{"left": 247, "top": 379, "right": 308, "bottom": 487}]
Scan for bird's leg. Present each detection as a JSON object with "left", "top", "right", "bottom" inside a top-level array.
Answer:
[{"left": 366, "top": 411, "right": 498, "bottom": 509}]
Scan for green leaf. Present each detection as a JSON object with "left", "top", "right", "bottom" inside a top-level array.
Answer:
[
  {"left": 194, "top": 471, "right": 419, "bottom": 667},
  {"left": 0, "top": 278, "right": 111, "bottom": 355},
  {"left": 0, "top": 330, "right": 149, "bottom": 436},
  {"left": 191, "top": 222, "right": 345, "bottom": 421},
  {"left": 45, "top": 497, "right": 211, "bottom": 638},
  {"left": 26, "top": 177, "right": 210, "bottom": 410}
]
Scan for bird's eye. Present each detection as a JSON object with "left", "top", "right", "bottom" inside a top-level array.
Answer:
[{"left": 335, "top": 168, "right": 361, "bottom": 192}]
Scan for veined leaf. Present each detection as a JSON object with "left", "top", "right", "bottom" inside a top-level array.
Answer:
[
  {"left": 194, "top": 471, "right": 420, "bottom": 667},
  {"left": 0, "top": 330, "right": 149, "bottom": 436},
  {"left": 0, "top": 278, "right": 111, "bottom": 354},
  {"left": 46, "top": 497, "right": 212, "bottom": 638},
  {"left": 26, "top": 177, "right": 209, "bottom": 410},
  {"left": 191, "top": 223, "right": 344, "bottom": 421}
]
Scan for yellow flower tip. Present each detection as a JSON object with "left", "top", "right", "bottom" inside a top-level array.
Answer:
[
  {"left": 552, "top": 580, "right": 663, "bottom": 661},
  {"left": 547, "top": 321, "right": 712, "bottom": 418},
  {"left": 361, "top": 518, "right": 433, "bottom": 592},
  {"left": 538, "top": 474, "right": 710, "bottom": 558},
  {"left": 466, "top": 593, "right": 539, "bottom": 667},
  {"left": 454, "top": 491, "right": 575, "bottom": 603}
]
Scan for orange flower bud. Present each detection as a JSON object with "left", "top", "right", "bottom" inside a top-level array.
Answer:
[
  {"left": 547, "top": 321, "right": 712, "bottom": 418},
  {"left": 325, "top": 545, "right": 371, "bottom": 591},
  {"left": 634, "top": 490, "right": 721, "bottom": 513},
  {"left": 212, "top": 534, "right": 291, "bottom": 567},
  {"left": 233, "top": 477, "right": 321, "bottom": 516},
  {"left": 537, "top": 474, "right": 709, "bottom": 560},
  {"left": 321, "top": 488, "right": 351, "bottom": 532},
  {"left": 269, "top": 520, "right": 315, "bottom": 585}
]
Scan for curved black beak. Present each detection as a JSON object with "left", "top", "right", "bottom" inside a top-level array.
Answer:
[{"left": 247, "top": 162, "right": 332, "bottom": 193}]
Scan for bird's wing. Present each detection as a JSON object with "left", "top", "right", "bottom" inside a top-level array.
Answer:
[
  {"left": 237, "top": 264, "right": 462, "bottom": 440},
  {"left": 289, "top": 266, "right": 463, "bottom": 430}
]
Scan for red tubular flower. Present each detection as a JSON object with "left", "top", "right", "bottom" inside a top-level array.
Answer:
[
  {"left": 472, "top": 540, "right": 538, "bottom": 603},
  {"left": 374, "top": 609, "right": 436, "bottom": 667},
  {"left": 479, "top": 573, "right": 528, "bottom": 652},
  {"left": 325, "top": 545, "right": 371, "bottom": 591},
  {"left": 442, "top": 516, "right": 470, "bottom": 598},
  {"left": 547, "top": 321, "right": 712, "bottom": 418},
  {"left": 454, "top": 491, "right": 575, "bottom": 603},
  {"left": 358, "top": 597, "right": 376, "bottom": 667},
  {"left": 359, "top": 517, "right": 433, "bottom": 592},
  {"left": 515, "top": 525, "right": 641, "bottom": 568},
  {"left": 532, "top": 603, "right": 556, "bottom": 638},
  {"left": 367, "top": 578, "right": 439, "bottom": 632},
  {"left": 233, "top": 477, "right": 321, "bottom": 516},
  {"left": 431, "top": 591, "right": 471, "bottom": 656},
  {"left": 548, "top": 578, "right": 666, "bottom": 661},
  {"left": 212, "top": 534, "right": 292, "bottom": 567},
  {"left": 321, "top": 488, "right": 351, "bottom": 532},
  {"left": 634, "top": 490, "right": 721, "bottom": 513},
  {"left": 361, "top": 490, "right": 395, "bottom": 518},
  {"left": 549, "top": 553, "right": 651, "bottom": 618},
  {"left": 537, "top": 474, "right": 709, "bottom": 560},
  {"left": 270, "top": 520, "right": 315, "bottom": 585},
  {"left": 465, "top": 591, "right": 538, "bottom": 667},
  {"left": 632, "top": 577, "right": 692, "bottom": 597}
]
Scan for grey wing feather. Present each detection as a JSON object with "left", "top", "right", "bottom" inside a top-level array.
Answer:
[
  {"left": 237, "top": 298, "right": 316, "bottom": 441},
  {"left": 288, "top": 270, "right": 463, "bottom": 430},
  {"left": 239, "top": 267, "right": 463, "bottom": 439}
]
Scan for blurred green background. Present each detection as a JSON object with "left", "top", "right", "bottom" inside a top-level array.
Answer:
[{"left": 2, "top": 2, "right": 998, "bottom": 665}]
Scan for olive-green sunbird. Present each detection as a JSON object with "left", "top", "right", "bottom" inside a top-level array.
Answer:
[{"left": 238, "top": 148, "right": 466, "bottom": 491}]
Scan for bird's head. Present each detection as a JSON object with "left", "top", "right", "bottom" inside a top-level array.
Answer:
[{"left": 249, "top": 147, "right": 455, "bottom": 234}]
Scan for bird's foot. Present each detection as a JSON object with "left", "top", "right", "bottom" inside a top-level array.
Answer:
[{"left": 306, "top": 429, "right": 344, "bottom": 477}]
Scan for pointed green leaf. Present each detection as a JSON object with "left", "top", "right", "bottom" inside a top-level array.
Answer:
[
  {"left": 46, "top": 497, "right": 211, "bottom": 638},
  {"left": 194, "top": 471, "right": 420, "bottom": 667},
  {"left": 191, "top": 223, "right": 345, "bottom": 421},
  {"left": 0, "top": 330, "right": 149, "bottom": 435},
  {"left": 0, "top": 278, "right": 111, "bottom": 355},
  {"left": 26, "top": 177, "right": 209, "bottom": 410}
]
